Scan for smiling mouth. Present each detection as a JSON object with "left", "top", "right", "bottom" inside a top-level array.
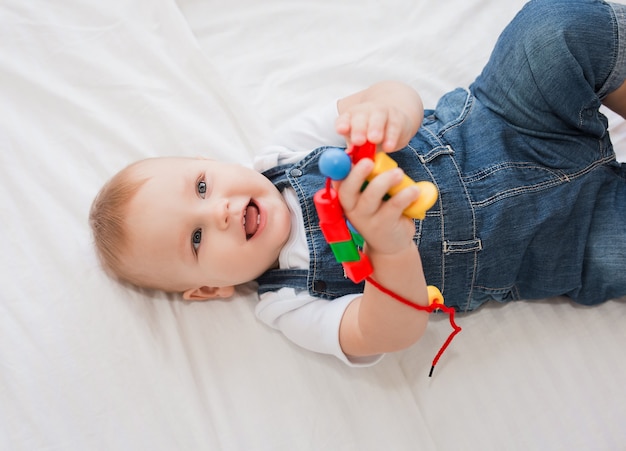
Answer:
[{"left": 243, "top": 200, "right": 260, "bottom": 240}]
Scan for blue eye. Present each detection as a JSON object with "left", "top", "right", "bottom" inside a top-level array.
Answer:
[
  {"left": 197, "top": 180, "right": 207, "bottom": 198},
  {"left": 192, "top": 228, "right": 202, "bottom": 252}
]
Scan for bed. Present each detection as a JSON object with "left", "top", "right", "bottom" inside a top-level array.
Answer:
[{"left": 2, "top": 0, "right": 625, "bottom": 449}]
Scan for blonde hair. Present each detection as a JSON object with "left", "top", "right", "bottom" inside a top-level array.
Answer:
[{"left": 89, "top": 163, "right": 148, "bottom": 286}]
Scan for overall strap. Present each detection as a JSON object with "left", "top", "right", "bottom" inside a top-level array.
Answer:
[
  {"left": 256, "top": 269, "right": 309, "bottom": 294},
  {"left": 261, "top": 164, "right": 293, "bottom": 192},
  {"left": 257, "top": 163, "right": 309, "bottom": 294}
]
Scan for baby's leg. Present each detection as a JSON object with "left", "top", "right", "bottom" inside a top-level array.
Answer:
[
  {"left": 576, "top": 172, "right": 626, "bottom": 304},
  {"left": 470, "top": 0, "right": 626, "bottom": 304},
  {"left": 603, "top": 80, "right": 626, "bottom": 119},
  {"left": 603, "top": 1, "right": 626, "bottom": 118},
  {"left": 471, "top": 0, "right": 626, "bottom": 140}
]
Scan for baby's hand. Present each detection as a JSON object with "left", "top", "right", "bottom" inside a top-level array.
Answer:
[
  {"left": 335, "top": 101, "right": 411, "bottom": 154},
  {"left": 336, "top": 158, "right": 419, "bottom": 256},
  {"left": 335, "top": 81, "right": 424, "bottom": 153}
]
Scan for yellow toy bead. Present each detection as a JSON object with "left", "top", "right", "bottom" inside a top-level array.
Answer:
[
  {"left": 404, "top": 182, "right": 438, "bottom": 220},
  {"left": 368, "top": 153, "right": 438, "bottom": 220},
  {"left": 370, "top": 152, "right": 398, "bottom": 175},
  {"left": 427, "top": 285, "right": 444, "bottom": 306}
]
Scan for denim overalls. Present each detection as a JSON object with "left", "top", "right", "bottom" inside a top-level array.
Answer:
[{"left": 257, "top": 0, "right": 626, "bottom": 311}]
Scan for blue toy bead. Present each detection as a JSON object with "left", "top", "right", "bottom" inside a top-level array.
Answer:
[
  {"left": 346, "top": 220, "right": 358, "bottom": 235},
  {"left": 319, "top": 148, "right": 351, "bottom": 181}
]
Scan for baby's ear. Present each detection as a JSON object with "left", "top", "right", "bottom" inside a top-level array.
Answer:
[{"left": 182, "top": 285, "right": 235, "bottom": 301}]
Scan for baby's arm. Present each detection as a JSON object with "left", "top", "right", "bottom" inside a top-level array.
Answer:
[{"left": 334, "top": 82, "right": 430, "bottom": 356}]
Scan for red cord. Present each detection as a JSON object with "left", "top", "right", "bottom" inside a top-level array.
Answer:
[
  {"left": 317, "top": 166, "right": 460, "bottom": 376},
  {"left": 365, "top": 276, "right": 462, "bottom": 377}
]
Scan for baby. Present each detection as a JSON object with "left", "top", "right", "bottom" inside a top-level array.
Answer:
[{"left": 91, "top": 0, "right": 626, "bottom": 366}]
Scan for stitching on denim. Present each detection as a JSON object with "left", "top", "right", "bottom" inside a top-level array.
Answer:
[
  {"left": 408, "top": 137, "right": 481, "bottom": 307},
  {"left": 471, "top": 285, "right": 523, "bottom": 302},
  {"left": 464, "top": 161, "right": 562, "bottom": 183},
  {"left": 598, "top": 1, "right": 624, "bottom": 99},
  {"left": 446, "top": 146, "right": 480, "bottom": 311},
  {"left": 473, "top": 284, "right": 514, "bottom": 292},
  {"left": 417, "top": 125, "right": 446, "bottom": 150},
  {"left": 288, "top": 149, "right": 327, "bottom": 297},
  {"left": 418, "top": 145, "right": 454, "bottom": 164},
  {"left": 409, "top": 146, "right": 446, "bottom": 294},
  {"left": 438, "top": 89, "right": 475, "bottom": 136},
  {"left": 413, "top": 217, "right": 423, "bottom": 243},
  {"left": 470, "top": 155, "right": 615, "bottom": 208},
  {"left": 299, "top": 198, "right": 319, "bottom": 289},
  {"left": 443, "top": 239, "right": 483, "bottom": 254}
]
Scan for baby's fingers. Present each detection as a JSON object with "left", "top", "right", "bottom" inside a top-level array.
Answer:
[
  {"left": 363, "top": 110, "right": 387, "bottom": 145},
  {"left": 335, "top": 158, "right": 374, "bottom": 211},
  {"left": 343, "top": 164, "right": 408, "bottom": 216},
  {"left": 382, "top": 183, "right": 421, "bottom": 215},
  {"left": 380, "top": 108, "right": 409, "bottom": 152},
  {"left": 336, "top": 107, "right": 388, "bottom": 147},
  {"left": 335, "top": 112, "right": 366, "bottom": 146},
  {"left": 381, "top": 119, "right": 402, "bottom": 152},
  {"left": 335, "top": 112, "right": 353, "bottom": 136}
]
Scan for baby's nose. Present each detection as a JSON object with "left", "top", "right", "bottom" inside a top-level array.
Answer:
[{"left": 210, "top": 198, "right": 230, "bottom": 230}]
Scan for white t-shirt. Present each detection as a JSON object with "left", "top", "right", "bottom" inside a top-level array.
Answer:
[{"left": 253, "top": 102, "right": 382, "bottom": 367}]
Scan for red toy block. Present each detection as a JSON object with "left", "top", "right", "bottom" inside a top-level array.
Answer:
[
  {"left": 314, "top": 188, "right": 344, "bottom": 223},
  {"left": 349, "top": 141, "right": 376, "bottom": 163},
  {"left": 342, "top": 252, "right": 373, "bottom": 283},
  {"left": 320, "top": 221, "right": 352, "bottom": 243}
]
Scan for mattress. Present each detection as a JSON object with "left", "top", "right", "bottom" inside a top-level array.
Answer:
[{"left": 1, "top": 0, "right": 625, "bottom": 449}]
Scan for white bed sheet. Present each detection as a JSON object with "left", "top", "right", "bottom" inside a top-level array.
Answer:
[{"left": 1, "top": 0, "right": 625, "bottom": 450}]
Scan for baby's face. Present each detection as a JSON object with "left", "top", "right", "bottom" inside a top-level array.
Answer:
[{"left": 122, "top": 157, "right": 291, "bottom": 295}]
